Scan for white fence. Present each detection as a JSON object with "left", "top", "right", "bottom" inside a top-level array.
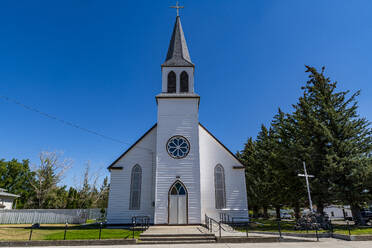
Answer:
[{"left": 0, "top": 208, "right": 105, "bottom": 224}]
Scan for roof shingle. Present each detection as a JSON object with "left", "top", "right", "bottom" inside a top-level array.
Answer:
[{"left": 162, "top": 16, "right": 194, "bottom": 67}]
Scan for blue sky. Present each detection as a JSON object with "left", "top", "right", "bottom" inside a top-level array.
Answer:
[{"left": 1, "top": 0, "right": 371, "bottom": 187}]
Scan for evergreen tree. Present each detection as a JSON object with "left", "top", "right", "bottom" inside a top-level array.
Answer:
[
  {"left": 238, "top": 137, "right": 264, "bottom": 217},
  {"left": 0, "top": 159, "right": 35, "bottom": 208},
  {"left": 271, "top": 109, "right": 306, "bottom": 219},
  {"left": 66, "top": 187, "right": 80, "bottom": 209},
  {"left": 291, "top": 66, "right": 372, "bottom": 224}
]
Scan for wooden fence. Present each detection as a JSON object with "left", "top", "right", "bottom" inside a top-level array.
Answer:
[{"left": 0, "top": 208, "right": 104, "bottom": 224}]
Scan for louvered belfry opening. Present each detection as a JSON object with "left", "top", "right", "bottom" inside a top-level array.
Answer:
[
  {"left": 180, "top": 71, "right": 189, "bottom": 93},
  {"left": 167, "top": 71, "right": 177, "bottom": 93}
]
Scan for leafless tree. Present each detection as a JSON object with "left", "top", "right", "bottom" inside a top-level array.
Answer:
[{"left": 30, "top": 151, "right": 71, "bottom": 208}]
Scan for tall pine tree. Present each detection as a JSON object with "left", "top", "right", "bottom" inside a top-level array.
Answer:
[{"left": 291, "top": 66, "right": 372, "bottom": 224}]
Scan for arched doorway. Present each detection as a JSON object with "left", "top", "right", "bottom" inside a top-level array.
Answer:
[{"left": 168, "top": 181, "right": 188, "bottom": 224}]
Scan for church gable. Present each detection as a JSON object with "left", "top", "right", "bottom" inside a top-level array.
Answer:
[
  {"left": 107, "top": 124, "right": 157, "bottom": 170},
  {"left": 107, "top": 124, "right": 157, "bottom": 224},
  {"left": 199, "top": 123, "right": 244, "bottom": 168},
  {"left": 199, "top": 123, "right": 248, "bottom": 220}
]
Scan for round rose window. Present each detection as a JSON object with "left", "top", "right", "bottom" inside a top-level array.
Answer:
[{"left": 166, "top": 136, "right": 190, "bottom": 159}]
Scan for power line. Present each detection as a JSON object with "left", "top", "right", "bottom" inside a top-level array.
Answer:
[{"left": 0, "top": 95, "right": 153, "bottom": 152}]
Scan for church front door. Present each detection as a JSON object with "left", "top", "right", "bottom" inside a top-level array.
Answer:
[{"left": 168, "top": 181, "right": 187, "bottom": 224}]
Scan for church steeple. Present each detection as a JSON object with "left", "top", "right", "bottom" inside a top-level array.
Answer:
[
  {"left": 159, "top": 13, "right": 196, "bottom": 95},
  {"left": 162, "top": 16, "right": 194, "bottom": 67}
]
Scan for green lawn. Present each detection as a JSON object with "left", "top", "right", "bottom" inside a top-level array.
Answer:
[
  {"left": 237, "top": 219, "right": 372, "bottom": 235},
  {"left": 0, "top": 224, "right": 141, "bottom": 241},
  {"left": 239, "top": 219, "right": 327, "bottom": 233},
  {"left": 332, "top": 225, "right": 372, "bottom": 235}
]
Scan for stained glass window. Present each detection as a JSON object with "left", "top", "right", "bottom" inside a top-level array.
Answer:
[
  {"left": 215, "top": 164, "right": 226, "bottom": 209},
  {"left": 166, "top": 136, "right": 190, "bottom": 159},
  {"left": 129, "top": 164, "right": 142, "bottom": 210},
  {"left": 170, "top": 182, "right": 186, "bottom": 195}
]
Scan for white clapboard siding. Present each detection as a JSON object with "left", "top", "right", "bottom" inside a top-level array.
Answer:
[
  {"left": 106, "top": 126, "right": 157, "bottom": 224},
  {"left": 0, "top": 208, "right": 103, "bottom": 224},
  {"left": 155, "top": 98, "right": 201, "bottom": 224},
  {"left": 199, "top": 125, "right": 249, "bottom": 222}
]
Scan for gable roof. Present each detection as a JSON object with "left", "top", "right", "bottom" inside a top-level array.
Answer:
[
  {"left": 199, "top": 123, "right": 245, "bottom": 167},
  {"left": 107, "top": 123, "right": 157, "bottom": 170},
  {"left": 0, "top": 188, "right": 19, "bottom": 198},
  {"left": 107, "top": 122, "right": 245, "bottom": 170}
]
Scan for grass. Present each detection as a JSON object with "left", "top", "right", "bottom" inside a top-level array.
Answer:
[
  {"left": 236, "top": 219, "right": 372, "bottom": 235},
  {"left": 0, "top": 224, "right": 141, "bottom": 241},
  {"left": 332, "top": 225, "right": 372, "bottom": 235},
  {"left": 239, "top": 219, "right": 327, "bottom": 233}
]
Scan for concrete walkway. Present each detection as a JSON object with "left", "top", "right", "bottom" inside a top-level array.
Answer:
[
  {"left": 143, "top": 225, "right": 276, "bottom": 237},
  {"left": 142, "top": 225, "right": 207, "bottom": 235},
  {"left": 9, "top": 239, "right": 372, "bottom": 248},
  {"left": 141, "top": 225, "right": 318, "bottom": 243}
]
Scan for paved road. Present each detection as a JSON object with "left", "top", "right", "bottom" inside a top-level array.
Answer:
[{"left": 11, "top": 239, "right": 372, "bottom": 248}]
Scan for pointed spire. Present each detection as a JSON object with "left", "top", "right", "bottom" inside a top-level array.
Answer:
[{"left": 162, "top": 16, "right": 194, "bottom": 67}]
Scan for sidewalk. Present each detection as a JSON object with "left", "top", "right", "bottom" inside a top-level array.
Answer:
[{"left": 9, "top": 239, "right": 372, "bottom": 248}]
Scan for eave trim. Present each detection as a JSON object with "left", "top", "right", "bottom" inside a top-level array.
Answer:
[{"left": 233, "top": 166, "right": 245, "bottom": 170}]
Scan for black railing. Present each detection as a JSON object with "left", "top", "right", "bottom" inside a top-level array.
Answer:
[
  {"left": 131, "top": 216, "right": 150, "bottom": 239},
  {"left": 205, "top": 214, "right": 222, "bottom": 238},
  {"left": 220, "top": 213, "right": 251, "bottom": 237}
]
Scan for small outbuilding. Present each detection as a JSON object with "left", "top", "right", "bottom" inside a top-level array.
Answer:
[
  {"left": 0, "top": 188, "right": 20, "bottom": 210},
  {"left": 324, "top": 205, "right": 352, "bottom": 220}
]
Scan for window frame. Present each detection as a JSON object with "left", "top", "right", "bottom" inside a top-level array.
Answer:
[
  {"left": 129, "top": 164, "right": 142, "bottom": 210},
  {"left": 214, "top": 164, "right": 226, "bottom": 209}
]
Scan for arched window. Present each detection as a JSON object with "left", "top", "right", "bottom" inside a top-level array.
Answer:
[
  {"left": 167, "top": 71, "right": 176, "bottom": 93},
  {"left": 129, "top": 164, "right": 142, "bottom": 210},
  {"left": 169, "top": 181, "right": 187, "bottom": 196},
  {"left": 214, "top": 164, "right": 226, "bottom": 209},
  {"left": 180, "top": 71, "right": 189, "bottom": 93}
]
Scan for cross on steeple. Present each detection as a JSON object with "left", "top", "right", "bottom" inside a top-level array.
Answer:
[{"left": 170, "top": 1, "right": 184, "bottom": 17}]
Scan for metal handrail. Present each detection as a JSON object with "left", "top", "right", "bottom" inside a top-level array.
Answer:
[
  {"left": 132, "top": 216, "right": 150, "bottom": 231},
  {"left": 220, "top": 213, "right": 251, "bottom": 224},
  {"left": 205, "top": 215, "right": 222, "bottom": 238}
]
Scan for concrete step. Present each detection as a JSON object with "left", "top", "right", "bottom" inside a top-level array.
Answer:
[
  {"left": 140, "top": 233, "right": 215, "bottom": 237},
  {"left": 140, "top": 236, "right": 216, "bottom": 241},
  {"left": 138, "top": 240, "right": 216, "bottom": 244}
]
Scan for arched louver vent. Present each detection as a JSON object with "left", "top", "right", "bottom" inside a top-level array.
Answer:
[
  {"left": 167, "top": 71, "right": 176, "bottom": 93},
  {"left": 180, "top": 71, "right": 189, "bottom": 93}
]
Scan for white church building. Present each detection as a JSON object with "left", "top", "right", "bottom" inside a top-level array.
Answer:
[{"left": 107, "top": 15, "right": 248, "bottom": 225}]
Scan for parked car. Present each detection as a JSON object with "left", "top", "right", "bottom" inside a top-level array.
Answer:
[
  {"left": 361, "top": 210, "right": 372, "bottom": 223},
  {"left": 280, "top": 213, "right": 292, "bottom": 219}
]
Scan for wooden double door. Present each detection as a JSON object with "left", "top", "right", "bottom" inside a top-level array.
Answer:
[{"left": 168, "top": 181, "right": 188, "bottom": 224}]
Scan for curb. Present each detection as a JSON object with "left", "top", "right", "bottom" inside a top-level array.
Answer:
[
  {"left": 0, "top": 239, "right": 136, "bottom": 247},
  {"left": 216, "top": 237, "right": 314, "bottom": 243},
  {"left": 332, "top": 234, "right": 372, "bottom": 241},
  {"left": 250, "top": 231, "right": 330, "bottom": 238}
]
